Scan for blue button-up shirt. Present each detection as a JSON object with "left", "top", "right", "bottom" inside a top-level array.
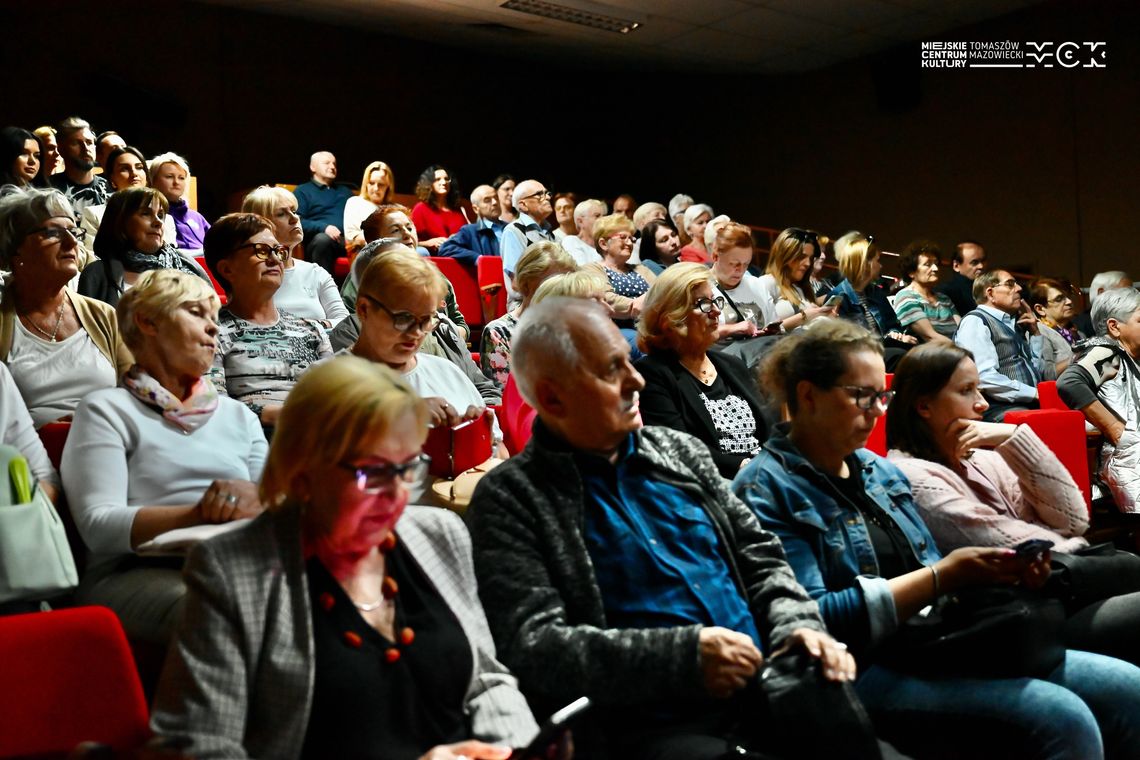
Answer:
[
  {"left": 579, "top": 435, "right": 762, "bottom": 650},
  {"left": 955, "top": 304, "right": 1044, "bottom": 403}
]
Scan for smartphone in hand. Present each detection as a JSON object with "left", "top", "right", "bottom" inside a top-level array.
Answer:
[
  {"left": 1014, "top": 538, "right": 1053, "bottom": 560},
  {"left": 510, "top": 697, "right": 590, "bottom": 760}
]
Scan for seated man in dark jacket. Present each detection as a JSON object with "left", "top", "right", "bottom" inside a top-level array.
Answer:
[
  {"left": 438, "top": 184, "right": 504, "bottom": 267},
  {"left": 466, "top": 297, "right": 867, "bottom": 759}
]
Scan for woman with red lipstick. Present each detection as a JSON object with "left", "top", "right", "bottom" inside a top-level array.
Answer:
[
  {"left": 79, "top": 187, "right": 211, "bottom": 306},
  {"left": 151, "top": 356, "right": 539, "bottom": 759},
  {"left": 635, "top": 263, "right": 768, "bottom": 478},
  {"left": 203, "top": 213, "right": 332, "bottom": 430},
  {"left": 0, "top": 188, "right": 131, "bottom": 427}
]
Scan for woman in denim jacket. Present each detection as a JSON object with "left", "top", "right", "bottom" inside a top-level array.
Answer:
[{"left": 732, "top": 319, "right": 1140, "bottom": 760}]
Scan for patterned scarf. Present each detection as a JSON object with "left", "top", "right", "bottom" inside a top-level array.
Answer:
[
  {"left": 122, "top": 365, "right": 219, "bottom": 433},
  {"left": 121, "top": 244, "right": 200, "bottom": 275}
]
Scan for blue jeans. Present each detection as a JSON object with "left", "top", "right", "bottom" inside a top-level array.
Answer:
[{"left": 856, "top": 650, "right": 1140, "bottom": 759}]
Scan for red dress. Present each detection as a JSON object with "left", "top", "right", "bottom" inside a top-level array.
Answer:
[{"left": 411, "top": 202, "right": 467, "bottom": 240}]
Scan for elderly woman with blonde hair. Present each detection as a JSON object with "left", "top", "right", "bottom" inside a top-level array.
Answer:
[
  {"left": 634, "top": 263, "right": 768, "bottom": 478},
  {"left": 62, "top": 269, "right": 268, "bottom": 643},
  {"left": 345, "top": 160, "right": 396, "bottom": 251},
  {"left": 586, "top": 213, "right": 656, "bottom": 327},
  {"left": 480, "top": 241, "right": 577, "bottom": 386},
  {"left": 242, "top": 185, "right": 348, "bottom": 327},
  {"left": 151, "top": 356, "right": 538, "bottom": 759}
]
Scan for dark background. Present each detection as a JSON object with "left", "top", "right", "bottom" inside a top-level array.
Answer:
[{"left": 1, "top": 0, "right": 1135, "bottom": 284}]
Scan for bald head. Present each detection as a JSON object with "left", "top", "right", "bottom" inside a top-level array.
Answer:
[
  {"left": 309, "top": 151, "right": 337, "bottom": 185},
  {"left": 512, "top": 179, "right": 551, "bottom": 223},
  {"left": 470, "top": 184, "right": 500, "bottom": 221}
]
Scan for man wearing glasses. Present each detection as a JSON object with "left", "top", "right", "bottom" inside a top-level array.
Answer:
[
  {"left": 500, "top": 179, "right": 554, "bottom": 300},
  {"left": 954, "top": 269, "right": 1045, "bottom": 421}
]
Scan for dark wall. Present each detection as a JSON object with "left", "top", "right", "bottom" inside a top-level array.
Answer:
[{"left": 1, "top": 0, "right": 1134, "bottom": 284}]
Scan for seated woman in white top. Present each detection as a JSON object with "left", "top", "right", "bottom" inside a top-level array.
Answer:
[
  {"left": 242, "top": 185, "right": 348, "bottom": 327},
  {"left": 0, "top": 362, "right": 60, "bottom": 501},
  {"left": 62, "top": 270, "right": 268, "bottom": 643},
  {"left": 344, "top": 160, "right": 395, "bottom": 251},
  {"left": 0, "top": 188, "right": 132, "bottom": 428},
  {"left": 347, "top": 248, "right": 505, "bottom": 501},
  {"left": 757, "top": 227, "right": 836, "bottom": 331}
]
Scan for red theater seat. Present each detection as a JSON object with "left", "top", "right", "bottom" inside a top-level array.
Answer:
[
  {"left": 866, "top": 373, "right": 894, "bottom": 457},
  {"left": 477, "top": 256, "right": 508, "bottom": 322},
  {"left": 502, "top": 374, "right": 536, "bottom": 455},
  {"left": 1005, "top": 408, "right": 1092, "bottom": 512},
  {"left": 429, "top": 256, "right": 483, "bottom": 331}
]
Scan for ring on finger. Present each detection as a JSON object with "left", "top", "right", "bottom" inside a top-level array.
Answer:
[{"left": 225, "top": 493, "right": 238, "bottom": 505}]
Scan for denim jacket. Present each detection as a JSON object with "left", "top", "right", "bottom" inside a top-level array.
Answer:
[
  {"left": 732, "top": 425, "right": 941, "bottom": 655},
  {"left": 831, "top": 278, "right": 902, "bottom": 337}
]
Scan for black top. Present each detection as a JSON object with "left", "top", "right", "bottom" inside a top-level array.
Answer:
[
  {"left": 826, "top": 457, "right": 919, "bottom": 580},
  {"left": 936, "top": 272, "right": 977, "bottom": 324},
  {"left": 302, "top": 544, "right": 472, "bottom": 759},
  {"left": 636, "top": 349, "right": 769, "bottom": 479}
]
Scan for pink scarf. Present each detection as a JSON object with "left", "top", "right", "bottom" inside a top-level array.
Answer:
[{"left": 122, "top": 365, "right": 219, "bottom": 433}]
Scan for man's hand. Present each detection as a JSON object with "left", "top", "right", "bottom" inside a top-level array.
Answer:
[
  {"left": 1017, "top": 301, "right": 1039, "bottom": 335},
  {"left": 324, "top": 224, "right": 342, "bottom": 243},
  {"left": 771, "top": 628, "right": 857, "bottom": 682},
  {"left": 699, "top": 626, "right": 763, "bottom": 698}
]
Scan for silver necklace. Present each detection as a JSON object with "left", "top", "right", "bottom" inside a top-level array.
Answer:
[
  {"left": 354, "top": 599, "right": 384, "bottom": 612},
  {"left": 25, "top": 299, "right": 66, "bottom": 342}
]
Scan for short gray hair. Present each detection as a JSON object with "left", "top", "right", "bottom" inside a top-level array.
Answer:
[
  {"left": 704, "top": 214, "right": 732, "bottom": 252},
  {"left": 1090, "top": 271, "right": 1131, "bottom": 302},
  {"left": 668, "top": 193, "right": 694, "bottom": 221},
  {"left": 0, "top": 187, "right": 75, "bottom": 267},
  {"left": 512, "top": 297, "right": 608, "bottom": 407},
  {"left": 1092, "top": 287, "right": 1140, "bottom": 338},
  {"left": 632, "top": 202, "right": 667, "bottom": 231},
  {"left": 511, "top": 179, "right": 541, "bottom": 209},
  {"left": 682, "top": 203, "right": 713, "bottom": 232},
  {"left": 573, "top": 199, "right": 606, "bottom": 225}
]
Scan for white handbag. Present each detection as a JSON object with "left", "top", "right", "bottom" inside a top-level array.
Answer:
[{"left": 0, "top": 444, "right": 77, "bottom": 603}]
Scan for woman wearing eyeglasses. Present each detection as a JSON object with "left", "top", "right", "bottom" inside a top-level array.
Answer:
[
  {"left": 635, "top": 264, "right": 767, "bottom": 478},
  {"left": 586, "top": 213, "right": 656, "bottom": 333},
  {"left": 63, "top": 270, "right": 267, "bottom": 645},
  {"left": 0, "top": 188, "right": 131, "bottom": 427},
  {"left": 732, "top": 318, "right": 1140, "bottom": 758},
  {"left": 350, "top": 248, "right": 505, "bottom": 499},
  {"left": 151, "top": 355, "right": 539, "bottom": 759},
  {"left": 203, "top": 213, "right": 332, "bottom": 430},
  {"left": 79, "top": 187, "right": 211, "bottom": 307},
  {"left": 1026, "top": 278, "right": 1085, "bottom": 378}
]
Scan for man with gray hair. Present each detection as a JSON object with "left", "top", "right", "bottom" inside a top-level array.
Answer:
[
  {"left": 1059, "top": 286, "right": 1140, "bottom": 511},
  {"left": 500, "top": 179, "right": 554, "bottom": 297},
  {"left": 467, "top": 298, "right": 866, "bottom": 758},
  {"left": 669, "top": 193, "right": 694, "bottom": 242},
  {"left": 292, "top": 150, "right": 353, "bottom": 276},
  {"left": 1074, "top": 270, "right": 1133, "bottom": 337},
  {"left": 438, "top": 184, "right": 505, "bottom": 267},
  {"left": 49, "top": 116, "right": 109, "bottom": 213},
  {"left": 558, "top": 199, "right": 606, "bottom": 266}
]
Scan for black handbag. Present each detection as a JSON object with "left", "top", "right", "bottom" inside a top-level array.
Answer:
[
  {"left": 1048, "top": 544, "right": 1140, "bottom": 611},
  {"left": 877, "top": 586, "right": 1067, "bottom": 680}
]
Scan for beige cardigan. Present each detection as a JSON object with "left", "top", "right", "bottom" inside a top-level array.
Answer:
[
  {"left": 585, "top": 261, "right": 658, "bottom": 319},
  {"left": 0, "top": 288, "right": 133, "bottom": 377}
]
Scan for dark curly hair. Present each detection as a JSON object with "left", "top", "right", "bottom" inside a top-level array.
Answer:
[
  {"left": 899, "top": 239, "right": 942, "bottom": 280},
  {"left": 414, "top": 164, "right": 460, "bottom": 210}
]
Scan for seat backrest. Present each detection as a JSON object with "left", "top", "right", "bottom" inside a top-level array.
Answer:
[
  {"left": 1038, "top": 380, "right": 1067, "bottom": 410},
  {"left": 38, "top": 421, "right": 71, "bottom": 472},
  {"left": 429, "top": 256, "right": 484, "bottom": 329},
  {"left": 502, "top": 374, "right": 536, "bottom": 455},
  {"left": 195, "top": 256, "right": 229, "bottom": 305},
  {"left": 0, "top": 606, "right": 150, "bottom": 756},
  {"left": 865, "top": 373, "right": 894, "bottom": 457},
  {"left": 1004, "top": 408, "right": 1092, "bottom": 512},
  {"left": 477, "top": 255, "right": 508, "bottom": 321}
]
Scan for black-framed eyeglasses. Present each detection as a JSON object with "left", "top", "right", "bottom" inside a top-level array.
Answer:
[
  {"left": 32, "top": 225, "right": 86, "bottom": 244},
  {"left": 339, "top": 454, "right": 430, "bottom": 493},
  {"left": 840, "top": 385, "right": 895, "bottom": 411},
  {"left": 360, "top": 293, "right": 439, "bottom": 334},
  {"left": 233, "top": 242, "right": 288, "bottom": 261},
  {"left": 694, "top": 296, "right": 726, "bottom": 314},
  {"left": 521, "top": 189, "right": 551, "bottom": 201},
  {"left": 1047, "top": 293, "right": 1073, "bottom": 305}
]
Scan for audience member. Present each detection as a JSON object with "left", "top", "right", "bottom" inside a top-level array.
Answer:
[
  {"left": 150, "top": 152, "right": 210, "bottom": 252},
  {"left": 94, "top": 130, "right": 126, "bottom": 170},
  {"left": 0, "top": 127, "right": 42, "bottom": 189},
  {"left": 551, "top": 192, "right": 577, "bottom": 241},
  {"left": 151, "top": 355, "right": 537, "bottom": 757},
  {"left": 344, "top": 160, "right": 395, "bottom": 251},
  {"left": 558, "top": 198, "right": 605, "bottom": 266},
  {"left": 710, "top": 222, "right": 777, "bottom": 341},
  {"left": 49, "top": 117, "right": 110, "bottom": 213},
  {"left": 468, "top": 297, "right": 861, "bottom": 758},
  {"left": 1073, "top": 270, "right": 1132, "bottom": 337},
  {"left": 79, "top": 188, "right": 211, "bottom": 306},
  {"left": 630, "top": 201, "right": 667, "bottom": 265},
  {"left": 293, "top": 150, "right": 353, "bottom": 275},
  {"left": 954, "top": 269, "right": 1043, "bottom": 420},
  {"left": 612, "top": 193, "right": 635, "bottom": 220},
  {"left": 480, "top": 242, "right": 576, "bottom": 386},
  {"left": 241, "top": 186, "right": 347, "bottom": 327},
  {"left": 493, "top": 173, "right": 517, "bottom": 223},
  {"left": 530, "top": 269, "right": 609, "bottom": 306},
  {"left": 637, "top": 263, "right": 767, "bottom": 478},
  {"left": 668, "top": 193, "right": 694, "bottom": 245},
  {"left": 936, "top": 240, "right": 987, "bottom": 320},
  {"left": 638, "top": 218, "right": 680, "bottom": 275},
  {"left": 438, "top": 184, "right": 505, "bottom": 267},
  {"left": 807, "top": 237, "right": 831, "bottom": 298},
  {"left": 1058, "top": 287, "right": 1140, "bottom": 513},
  {"left": 33, "top": 126, "right": 61, "bottom": 181},
  {"left": 63, "top": 269, "right": 267, "bottom": 644},
  {"left": 831, "top": 231, "right": 916, "bottom": 368},
  {"left": 501, "top": 179, "right": 554, "bottom": 297},
  {"left": 0, "top": 189, "right": 130, "bottom": 427},
  {"left": 759, "top": 227, "right": 835, "bottom": 331},
  {"left": 892, "top": 239, "right": 959, "bottom": 344},
  {"left": 733, "top": 318, "right": 1140, "bottom": 758},
  {"left": 411, "top": 164, "right": 467, "bottom": 252},
  {"left": 203, "top": 213, "right": 332, "bottom": 429},
  {"left": 586, "top": 213, "right": 656, "bottom": 347},
  {"left": 1026, "top": 277, "right": 1083, "bottom": 378},
  {"left": 81, "top": 146, "right": 177, "bottom": 247},
  {"left": 678, "top": 203, "right": 713, "bottom": 263}
]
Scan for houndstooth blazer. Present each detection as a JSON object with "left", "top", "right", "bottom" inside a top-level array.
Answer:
[{"left": 150, "top": 503, "right": 538, "bottom": 758}]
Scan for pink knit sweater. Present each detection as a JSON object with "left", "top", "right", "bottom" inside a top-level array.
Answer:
[{"left": 888, "top": 425, "right": 1089, "bottom": 554}]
